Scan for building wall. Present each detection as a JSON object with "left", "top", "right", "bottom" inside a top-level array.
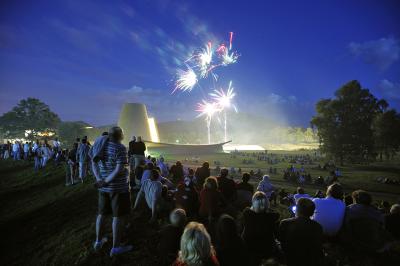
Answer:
[{"left": 118, "top": 103, "right": 152, "bottom": 146}]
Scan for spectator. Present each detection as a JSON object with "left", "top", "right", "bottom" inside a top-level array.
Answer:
[
  {"left": 128, "top": 136, "right": 136, "bottom": 179},
  {"left": 312, "top": 183, "right": 345, "bottom": 237},
  {"left": 33, "top": 141, "right": 41, "bottom": 171},
  {"left": 158, "top": 156, "right": 169, "bottom": 177},
  {"left": 134, "top": 159, "right": 145, "bottom": 185},
  {"left": 134, "top": 169, "right": 163, "bottom": 223},
  {"left": 40, "top": 143, "right": 51, "bottom": 167},
  {"left": 91, "top": 126, "right": 132, "bottom": 256},
  {"left": 235, "top": 172, "right": 254, "bottom": 210},
  {"left": 67, "top": 143, "right": 78, "bottom": 185},
  {"left": 173, "top": 222, "right": 219, "bottom": 266},
  {"left": 199, "top": 177, "right": 225, "bottom": 222},
  {"left": 215, "top": 214, "right": 248, "bottom": 266},
  {"left": 12, "top": 141, "right": 20, "bottom": 160},
  {"left": 76, "top": 138, "right": 90, "bottom": 182},
  {"left": 174, "top": 177, "right": 199, "bottom": 217},
  {"left": 131, "top": 136, "right": 146, "bottom": 168},
  {"left": 170, "top": 161, "right": 184, "bottom": 183},
  {"left": 52, "top": 137, "right": 61, "bottom": 153},
  {"left": 159, "top": 209, "right": 187, "bottom": 265},
  {"left": 195, "top": 162, "right": 211, "bottom": 189},
  {"left": 241, "top": 191, "right": 280, "bottom": 265},
  {"left": 293, "top": 187, "right": 311, "bottom": 202},
  {"left": 217, "top": 168, "right": 236, "bottom": 202},
  {"left": 257, "top": 175, "right": 277, "bottom": 205},
  {"left": 236, "top": 172, "right": 254, "bottom": 194},
  {"left": 141, "top": 162, "right": 155, "bottom": 184},
  {"left": 344, "top": 190, "right": 390, "bottom": 252},
  {"left": 279, "top": 198, "right": 324, "bottom": 266},
  {"left": 385, "top": 204, "right": 400, "bottom": 240},
  {"left": 23, "top": 142, "right": 29, "bottom": 160}
]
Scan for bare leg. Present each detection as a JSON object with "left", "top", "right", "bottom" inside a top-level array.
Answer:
[
  {"left": 112, "top": 217, "right": 123, "bottom": 248},
  {"left": 96, "top": 214, "right": 105, "bottom": 243}
]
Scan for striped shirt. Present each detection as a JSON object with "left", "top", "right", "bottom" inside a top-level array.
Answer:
[{"left": 98, "top": 141, "right": 129, "bottom": 193}]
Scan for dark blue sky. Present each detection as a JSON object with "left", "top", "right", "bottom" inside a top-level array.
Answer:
[{"left": 1, "top": 0, "right": 399, "bottom": 126}]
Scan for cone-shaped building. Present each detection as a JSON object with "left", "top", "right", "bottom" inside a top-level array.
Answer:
[{"left": 118, "top": 103, "right": 152, "bottom": 146}]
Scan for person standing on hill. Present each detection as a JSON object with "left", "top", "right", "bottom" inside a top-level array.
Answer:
[
  {"left": 131, "top": 136, "right": 146, "bottom": 169},
  {"left": 128, "top": 136, "right": 136, "bottom": 178},
  {"left": 194, "top": 161, "right": 210, "bottom": 189},
  {"left": 92, "top": 126, "right": 132, "bottom": 256},
  {"left": 76, "top": 138, "right": 90, "bottom": 183}
]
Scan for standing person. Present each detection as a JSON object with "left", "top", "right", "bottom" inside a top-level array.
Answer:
[
  {"left": 91, "top": 126, "right": 132, "bottom": 256},
  {"left": 41, "top": 143, "right": 51, "bottom": 167},
  {"left": 170, "top": 161, "right": 184, "bottom": 183},
  {"left": 3, "top": 141, "right": 11, "bottom": 159},
  {"left": 279, "top": 198, "right": 324, "bottom": 266},
  {"left": 312, "top": 183, "right": 345, "bottom": 237},
  {"left": 131, "top": 136, "right": 146, "bottom": 169},
  {"left": 158, "top": 156, "right": 169, "bottom": 177},
  {"left": 67, "top": 143, "right": 78, "bottom": 185},
  {"left": 128, "top": 136, "right": 136, "bottom": 178},
  {"left": 23, "top": 142, "right": 29, "bottom": 160},
  {"left": 52, "top": 138, "right": 61, "bottom": 152},
  {"left": 12, "top": 141, "right": 20, "bottom": 160},
  {"left": 217, "top": 168, "right": 237, "bottom": 203},
  {"left": 33, "top": 140, "right": 41, "bottom": 171},
  {"left": 199, "top": 177, "right": 225, "bottom": 224},
  {"left": 76, "top": 138, "right": 90, "bottom": 183},
  {"left": 194, "top": 162, "right": 211, "bottom": 189}
]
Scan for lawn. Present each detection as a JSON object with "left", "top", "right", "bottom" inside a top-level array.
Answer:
[{"left": 0, "top": 153, "right": 399, "bottom": 265}]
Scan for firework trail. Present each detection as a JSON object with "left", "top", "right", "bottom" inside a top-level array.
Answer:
[
  {"left": 209, "top": 81, "right": 237, "bottom": 141},
  {"left": 196, "top": 100, "right": 220, "bottom": 144},
  {"left": 174, "top": 67, "right": 198, "bottom": 93}
]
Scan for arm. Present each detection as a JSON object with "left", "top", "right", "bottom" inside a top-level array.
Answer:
[
  {"left": 104, "top": 163, "right": 123, "bottom": 183},
  {"left": 91, "top": 161, "right": 102, "bottom": 182},
  {"left": 151, "top": 196, "right": 159, "bottom": 221},
  {"left": 133, "top": 186, "right": 144, "bottom": 210}
]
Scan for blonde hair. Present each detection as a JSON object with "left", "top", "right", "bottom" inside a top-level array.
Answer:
[
  {"left": 203, "top": 176, "right": 218, "bottom": 190},
  {"left": 178, "top": 222, "right": 214, "bottom": 265},
  {"left": 251, "top": 191, "right": 269, "bottom": 213}
]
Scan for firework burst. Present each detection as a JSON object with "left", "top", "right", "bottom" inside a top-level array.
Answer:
[
  {"left": 196, "top": 100, "right": 220, "bottom": 144},
  {"left": 174, "top": 67, "right": 198, "bottom": 93}
]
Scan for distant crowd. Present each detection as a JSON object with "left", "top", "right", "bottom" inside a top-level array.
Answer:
[{"left": 1, "top": 129, "right": 399, "bottom": 265}]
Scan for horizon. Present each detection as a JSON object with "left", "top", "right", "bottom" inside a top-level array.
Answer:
[{"left": 0, "top": 0, "right": 399, "bottom": 127}]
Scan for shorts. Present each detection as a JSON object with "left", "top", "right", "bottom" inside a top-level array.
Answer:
[{"left": 98, "top": 191, "right": 130, "bottom": 217}]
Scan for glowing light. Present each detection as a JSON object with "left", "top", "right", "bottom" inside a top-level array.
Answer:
[
  {"left": 148, "top": 117, "right": 160, "bottom": 142},
  {"left": 174, "top": 67, "right": 198, "bottom": 92},
  {"left": 198, "top": 42, "right": 213, "bottom": 77},
  {"left": 196, "top": 100, "right": 220, "bottom": 144},
  {"left": 223, "top": 144, "right": 266, "bottom": 152}
]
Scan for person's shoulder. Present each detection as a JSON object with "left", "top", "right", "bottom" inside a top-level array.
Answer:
[{"left": 280, "top": 217, "right": 296, "bottom": 225}]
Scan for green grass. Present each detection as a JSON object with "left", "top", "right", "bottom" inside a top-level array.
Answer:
[{"left": 0, "top": 154, "right": 399, "bottom": 265}]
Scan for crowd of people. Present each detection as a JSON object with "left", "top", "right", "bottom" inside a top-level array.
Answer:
[
  {"left": 1, "top": 128, "right": 399, "bottom": 265},
  {"left": 86, "top": 126, "right": 399, "bottom": 265}
]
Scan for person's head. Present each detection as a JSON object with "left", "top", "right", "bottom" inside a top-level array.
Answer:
[
  {"left": 326, "top": 183, "right": 343, "bottom": 200},
  {"left": 25, "top": 142, "right": 28, "bottom": 144},
  {"left": 150, "top": 169, "right": 160, "bottom": 181},
  {"left": 262, "top": 175, "right": 270, "bottom": 183},
  {"left": 242, "top": 172, "right": 250, "bottom": 183},
  {"left": 108, "top": 126, "right": 124, "bottom": 143},
  {"left": 132, "top": 135, "right": 136, "bottom": 141},
  {"left": 296, "top": 198, "right": 315, "bottom": 218},
  {"left": 251, "top": 191, "right": 269, "bottom": 213},
  {"left": 216, "top": 214, "right": 237, "bottom": 246},
  {"left": 146, "top": 162, "right": 154, "bottom": 170},
  {"left": 297, "top": 187, "right": 305, "bottom": 194},
  {"left": 170, "top": 208, "right": 187, "bottom": 228},
  {"left": 344, "top": 194, "right": 353, "bottom": 206},
  {"left": 55, "top": 137, "right": 58, "bottom": 141},
  {"left": 188, "top": 168, "right": 194, "bottom": 176},
  {"left": 179, "top": 222, "right": 213, "bottom": 265},
  {"left": 137, "top": 136, "right": 142, "bottom": 142},
  {"left": 352, "top": 190, "right": 372, "bottom": 205},
  {"left": 76, "top": 137, "right": 80, "bottom": 143},
  {"left": 176, "top": 161, "right": 182, "bottom": 167},
  {"left": 101, "top": 131, "right": 108, "bottom": 136},
  {"left": 159, "top": 156, "right": 164, "bottom": 162},
  {"left": 204, "top": 176, "right": 218, "bottom": 190},
  {"left": 220, "top": 168, "right": 229, "bottom": 178},
  {"left": 202, "top": 161, "right": 209, "bottom": 169},
  {"left": 390, "top": 204, "right": 400, "bottom": 215},
  {"left": 151, "top": 157, "right": 156, "bottom": 164}
]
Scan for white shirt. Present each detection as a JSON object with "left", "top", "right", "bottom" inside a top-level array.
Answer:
[
  {"left": 141, "top": 179, "right": 162, "bottom": 209},
  {"left": 23, "top": 144, "right": 29, "bottom": 153},
  {"left": 12, "top": 143, "right": 19, "bottom": 152},
  {"left": 312, "top": 196, "right": 345, "bottom": 236},
  {"left": 53, "top": 140, "right": 60, "bottom": 148}
]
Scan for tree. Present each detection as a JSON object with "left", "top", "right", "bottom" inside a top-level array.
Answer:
[
  {"left": 57, "top": 121, "right": 91, "bottom": 148},
  {"left": 0, "top": 98, "right": 61, "bottom": 140},
  {"left": 311, "top": 80, "right": 385, "bottom": 164},
  {"left": 373, "top": 109, "right": 400, "bottom": 160}
]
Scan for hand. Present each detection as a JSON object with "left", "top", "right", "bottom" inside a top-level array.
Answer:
[{"left": 94, "top": 180, "right": 107, "bottom": 188}]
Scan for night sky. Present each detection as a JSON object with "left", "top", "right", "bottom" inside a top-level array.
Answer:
[{"left": 0, "top": 0, "right": 399, "bottom": 127}]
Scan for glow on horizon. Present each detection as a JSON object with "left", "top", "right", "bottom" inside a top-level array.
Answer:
[{"left": 147, "top": 117, "right": 160, "bottom": 142}]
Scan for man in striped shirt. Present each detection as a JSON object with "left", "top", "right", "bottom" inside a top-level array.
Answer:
[{"left": 92, "top": 126, "right": 133, "bottom": 257}]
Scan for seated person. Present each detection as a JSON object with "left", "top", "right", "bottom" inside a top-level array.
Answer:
[
  {"left": 345, "top": 190, "right": 391, "bottom": 252},
  {"left": 217, "top": 168, "right": 237, "bottom": 203},
  {"left": 312, "top": 183, "right": 345, "bottom": 237},
  {"left": 199, "top": 177, "right": 225, "bottom": 222},
  {"left": 158, "top": 209, "right": 187, "bottom": 265},
  {"left": 133, "top": 169, "right": 163, "bottom": 222},
  {"left": 173, "top": 222, "right": 219, "bottom": 266},
  {"left": 140, "top": 162, "right": 155, "bottom": 184},
  {"left": 174, "top": 177, "right": 199, "bottom": 217},
  {"left": 241, "top": 191, "right": 280, "bottom": 265},
  {"left": 236, "top": 172, "right": 254, "bottom": 193},
  {"left": 293, "top": 187, "right": 311, "bottom": 202},
  {"left": 257, "top": 175, "right": 277, "bottom": 205},
  {"left": 216, "top": 214, "right": 249, "bottom": 266},
  {"left": 279, "top": 198, "right": 324, "bottom": 266},
  {"left": 385, "top": 204, "right": 400, "bottom": 240}
]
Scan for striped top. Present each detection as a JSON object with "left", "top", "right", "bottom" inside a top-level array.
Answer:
[{"left": 98, "top": 141, "right": 129, "bottom": 193}]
